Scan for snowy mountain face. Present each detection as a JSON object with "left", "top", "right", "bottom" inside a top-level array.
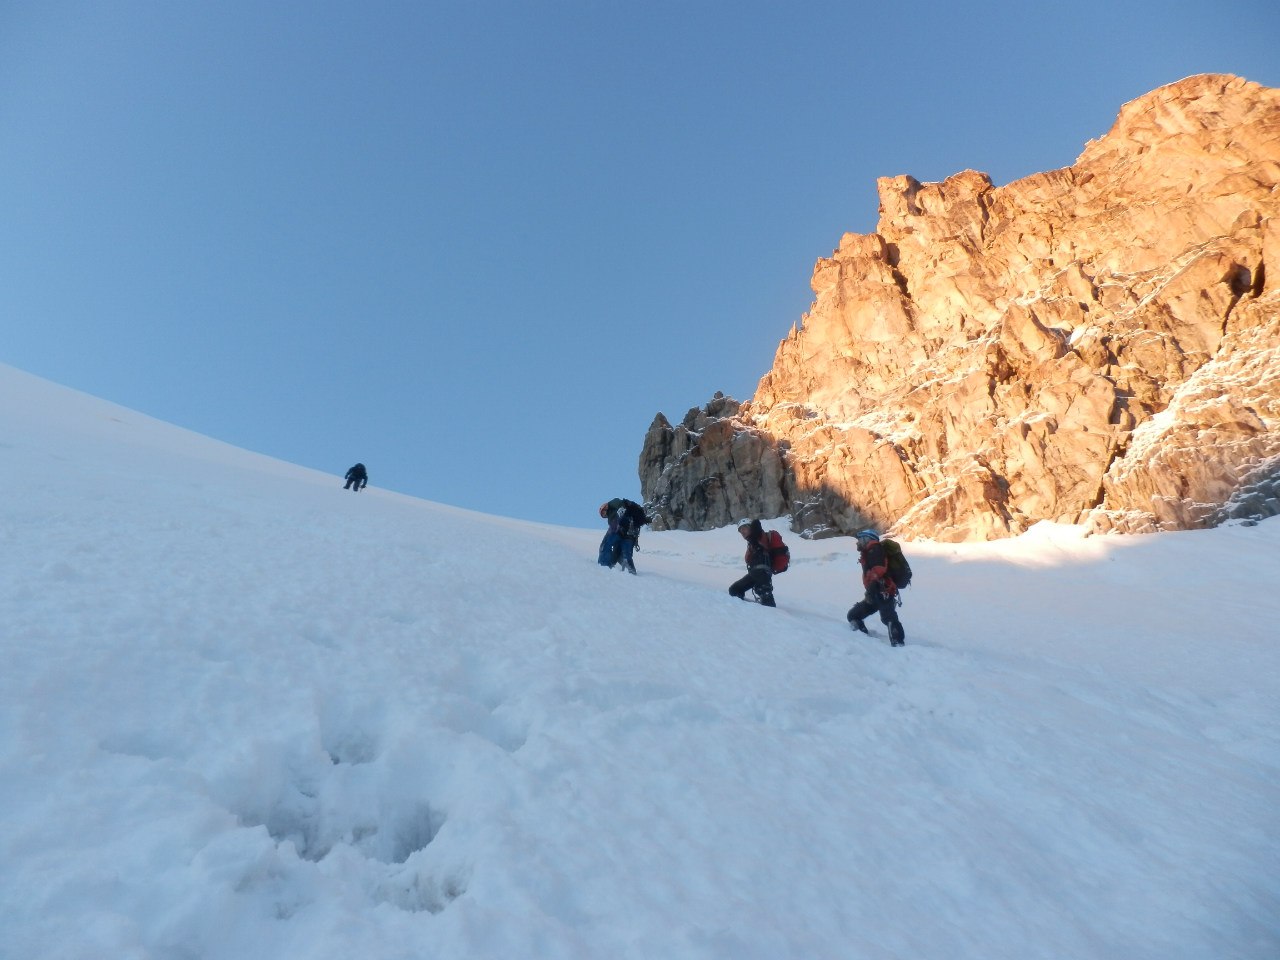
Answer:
[{"left": 2, "top": 362, "right": 1277, "bottom": 959}]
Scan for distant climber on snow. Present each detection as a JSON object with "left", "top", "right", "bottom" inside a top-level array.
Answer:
[
  {"left": 597, "top": 498, "right": 650, "bottom": 574},
  {"left": 846, "top": 529, "right": 907, "bottom": 646},
  {"left": 728, "top": 519, "right": 779, "bottom": 608},
  {"left": 344, "top": 462, "right": 368, "bottom": 492}
]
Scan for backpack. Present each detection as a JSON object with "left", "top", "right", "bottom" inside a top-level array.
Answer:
[
  {"left": 881, "top": 538, "right": 912, "bottom": 588},
  {"left": 618, "top": 500, "right": 651, "bottom": 537},
  {"left": 766, "top": 530, "right": 790, "bottom": 574}
]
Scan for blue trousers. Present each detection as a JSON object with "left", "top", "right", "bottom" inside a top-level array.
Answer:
[{"left": 598, "top": 532, "right": 636, "bottom": 572}]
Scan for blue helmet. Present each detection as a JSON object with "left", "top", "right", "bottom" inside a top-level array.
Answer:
[{"left": 854, "top": 528, "right": 879, "bottom": 545}]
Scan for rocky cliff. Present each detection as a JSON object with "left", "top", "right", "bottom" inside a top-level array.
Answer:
[{"left": 639, "top": 74, "right": 1280, "bottom": 541}]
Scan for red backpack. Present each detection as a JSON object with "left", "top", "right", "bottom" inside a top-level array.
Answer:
[{"left": 766, "top": 530, "right": 790, "bottom": 574}]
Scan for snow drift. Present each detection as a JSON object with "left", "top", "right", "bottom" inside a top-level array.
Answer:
[{"left": 1, "top": 363, "right": 1276, "bottom": 959}]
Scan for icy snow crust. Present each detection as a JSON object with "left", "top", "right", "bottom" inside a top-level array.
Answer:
[{"left": 1, "top": 362, "right": 1277, "bottom": 959}]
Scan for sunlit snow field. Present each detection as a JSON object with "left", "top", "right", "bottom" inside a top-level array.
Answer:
[{"left": 2, "top": 363, "right": 1277, "bottom": 960}]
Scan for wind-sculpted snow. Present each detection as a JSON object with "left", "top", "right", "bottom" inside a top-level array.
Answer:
[{"left": 1, "top": 362, "right": 1277, "bottom": 959}]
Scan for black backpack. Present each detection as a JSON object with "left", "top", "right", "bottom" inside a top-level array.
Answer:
[
  {"left": 882, "top": 538, "right": 912, "bottom": 588},
  {"left": 618, "top": 500, "right": 651, "bottom": 537}
]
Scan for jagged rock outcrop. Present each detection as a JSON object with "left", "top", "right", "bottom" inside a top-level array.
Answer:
[{"left": 640, "top": 74, "right": 1280, "bottom": 540}]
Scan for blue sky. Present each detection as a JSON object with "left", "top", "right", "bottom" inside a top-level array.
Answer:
[{"left": 3, "top": 1, "right": 1277, "bottom": 528}]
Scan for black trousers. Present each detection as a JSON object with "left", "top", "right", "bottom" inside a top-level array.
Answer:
[
  {"left": 730, "top": 567, "right": 775, "bottom": 607},
  {"left": 848, "top": 585, "right": 905, "bottom": 643}
]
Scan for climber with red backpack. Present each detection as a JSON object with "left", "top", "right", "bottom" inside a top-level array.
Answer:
[
  {"left": 847, "top": 529, "right": 907, "bottom": 646},
  {"left": 729, "top": 519, "right": 788, "bottom": 608}
]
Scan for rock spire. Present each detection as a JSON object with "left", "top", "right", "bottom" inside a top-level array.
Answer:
[{"left": 640, "top": 74, "right": 1280, "bottom": 540}]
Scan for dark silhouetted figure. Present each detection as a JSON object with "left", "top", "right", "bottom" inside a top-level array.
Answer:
[{"left": 344, "top": 463, "right": 368, "bottom": 492}]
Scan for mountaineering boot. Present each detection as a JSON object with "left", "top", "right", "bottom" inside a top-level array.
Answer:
[
  {"left": 848, "top": 616, "right": 869, "bottom": 635},
  {"left": 889, "top": 623, "right": 905, "bottom": 647}
]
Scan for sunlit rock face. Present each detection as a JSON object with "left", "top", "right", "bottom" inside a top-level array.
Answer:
[{"left": 640, "top": 74, "right": 1280, "bottom": 540}]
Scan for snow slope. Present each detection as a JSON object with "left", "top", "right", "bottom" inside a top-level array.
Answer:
[{"left": 1, "top": 362, "right": 1277, "bottom": 960}]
